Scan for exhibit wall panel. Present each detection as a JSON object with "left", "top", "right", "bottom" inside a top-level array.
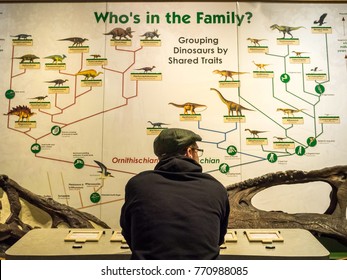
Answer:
[{"left": 0, "top": 1, "right": 346, "bottom": 228}]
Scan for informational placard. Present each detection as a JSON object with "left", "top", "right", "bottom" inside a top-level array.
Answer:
[
  {"left": 244, "top": 230, "right": 284, "bottom": 243},
  {"left": 224, "top": 230, "right": 238, "bottom": 242},
  {"left": 64, "top": 230, "right": 104, "bottom": 242}
]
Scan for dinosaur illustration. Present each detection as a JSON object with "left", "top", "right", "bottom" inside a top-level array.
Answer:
[
  {"left": 310, "top": 66, "right": 322, "bottom": 72},
  {"left": 44, "top": 54, "right": 66, "bottom": 64},
  {"left": 210, "top": 88, "right": 253, "bottom": 116},
  {"left": 314, "top": 13, "right": 327, "bottom": 26},
  {"left": 103, "top": 27, "right": 134, "bottom": 40},
  {"left": 135, "top": 66, "right": 156, "bottom": 73},
  {"left": 28, "top": 95, "right": 48, "bottom": 101},
  {"left": 90, "top": 54, "right": 101, "bottom": 59},
  {"left": 277, "top": 108, "right": 305, "bottom": 117},
  {"left": 147, "top": 121, "right": 169, "bottom": 128},
  {"left": 140, "top": 29, "right": 160, "bottom": 40},
  {"left": 58, "top": 37, "right": 88, "bottom": 46},
  {"left": 45, "top": 79, "right": 68, "bottom": 87},
  {"left": 11, "top": 34, "right": 31, "bottom": 40},
  {"left": 247, "top": 38, "right": 267, "bottom": 46},
  {"left": 75, "top": 69, "right": 103, "bottom": 80},
  {"left": 292, "top": 51, "right": 308, "bottom": 57},
  {"left": 4, "top": 105, "right": 36, "bottom": 121},
  {"left": 213, "top": 70, "right": 248, "bottom": 81},
  {"left": 252, "top": 61, "right": 270, "bottom": 71},
  {"left": 168, "top": 102, "right": 207, "bottom": 114},
  {"left": 13, "top": 54, "right": 39, "bottom": 63},
  {"left": 270, "top": 24, "right": 305, "bottom": 38},
  {"left": 245, "top": 129, "right": 267, "bottom": 138},
  {"left": 273, "top": 136, "right": 287, "bottom": 141}
]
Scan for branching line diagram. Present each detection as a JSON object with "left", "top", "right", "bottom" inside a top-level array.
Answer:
[
  {"left": 193, "top": 21, "right": 336, "bottom": 176},
  {"left": 3, "top": 33, "right": 149, "bottom": 209}
]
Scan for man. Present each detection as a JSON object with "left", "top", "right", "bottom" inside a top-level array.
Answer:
[{"left": 120, "top": 128, "right": 230, "bottom": 259}]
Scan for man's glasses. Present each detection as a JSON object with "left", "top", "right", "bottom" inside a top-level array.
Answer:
[{"left": 191, "top": 148, "right": 204, "bottom": 157}]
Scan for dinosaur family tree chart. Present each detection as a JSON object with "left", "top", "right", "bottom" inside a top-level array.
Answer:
[{"left": 1, "top": 2, "right": 347, "bottom": 228}]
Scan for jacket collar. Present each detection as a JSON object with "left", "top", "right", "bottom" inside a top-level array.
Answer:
[{"left": 154, "top": 155, "right": 202, "bottom": 173}]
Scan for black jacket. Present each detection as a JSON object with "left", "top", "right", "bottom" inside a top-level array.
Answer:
[{"left": 120, "top": 155, "right": 230, "bottom": 260}]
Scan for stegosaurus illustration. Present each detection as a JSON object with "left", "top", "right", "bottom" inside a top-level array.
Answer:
[{"left": 4, "top": 105, "right": 36, "bottom": 121}]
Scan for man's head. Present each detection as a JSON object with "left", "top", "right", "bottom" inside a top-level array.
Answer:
[{"left": 153, "top": 128, "right": 203, "bottom": 161}]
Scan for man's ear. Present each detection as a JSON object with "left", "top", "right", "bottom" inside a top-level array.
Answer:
[{"left": 185, "top": 147, "right": 193, "bottom": 159}]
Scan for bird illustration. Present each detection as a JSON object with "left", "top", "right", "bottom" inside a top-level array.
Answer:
[
  {"left": 94, "top": 160, "right": 114, "bottom": 179},
  {"left": 314, "top": 13, "right": 327, "bottom": 26}
]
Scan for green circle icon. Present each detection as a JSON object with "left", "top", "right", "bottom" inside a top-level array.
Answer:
[
  {"left": 74, "top": 158, "right": 85, "bottom": 169},
  {"left": 51, "top": 125, "right": 62, "bottom": 136},
  {"left": 5, "top": 89, "right": 15, "bottom": 99},
  {"left": 219, "top": 163, "right": 230, "bottom": 174},
  {"left": 307, "top": 137, "right": 317, "bottom": 147},
  {"left": 31, "top": 143, "right": 41, "bottom": 154},
  {"left": 280, "top": 73, "right": 290, "bottom": 83},
  {"left": 90, "top": 192, "right": 101, "bottom": 203},
  {"left": 227, "top": 145, "right": 238, "bottom": 156},
  {"left": 315, "top": 84, "right": 325, "bottom": 95},
  {"left": 295, "top": 146, "right": 306, "bottom": 156},
  {"left": 267, "top": 153, "right": 278, "bottom": 163}
]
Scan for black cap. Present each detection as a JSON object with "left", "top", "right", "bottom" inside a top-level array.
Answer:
[{"left": 153, "top": 128, "right": 202, "bottom": 157}]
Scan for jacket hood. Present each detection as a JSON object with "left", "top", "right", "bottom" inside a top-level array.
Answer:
[{"left": 154, "top": 155, "right": 202, "bottom": 173}]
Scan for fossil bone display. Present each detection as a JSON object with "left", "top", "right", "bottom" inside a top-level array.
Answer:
[
  {"left": 226, "top": 165, "right": 347, "bottom": 244},
  {"left": 0, "top": 174, "right": 110, "bottom": 253},
  {"left": 0, "top": 165, "right": 346, "bottom": 255}
]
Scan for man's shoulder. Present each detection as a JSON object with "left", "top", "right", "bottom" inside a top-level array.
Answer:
[
  {"left": 126, "top": 170, "right": 155, "bottom": 184},
  {"left": 200, "top": 173, "right": 225, "bottom": 185}
]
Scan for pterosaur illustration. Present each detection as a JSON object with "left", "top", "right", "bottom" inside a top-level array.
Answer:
[{"left": 94, "top": 160, "right": 114, "bottom": 179}]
